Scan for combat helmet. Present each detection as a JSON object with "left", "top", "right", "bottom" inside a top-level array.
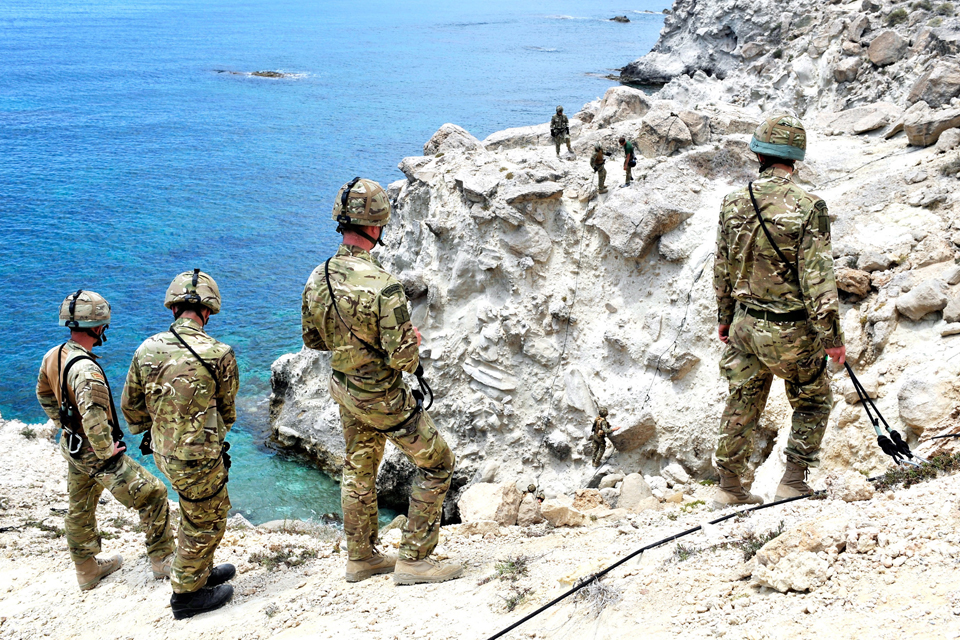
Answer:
[
  {"left": 332, "top": 177, "right": 391, "bottom": 228},
  {"left": 749, "top": 114, "right": 806, "bottom": 161},
  {"left": 59, "top": 290, "right": 111, "bottom": 328},
  {"left": 556, "top": 105, "right": 563, "bottom": 114},
  {"left": 598, "top": 406, "right": 608, "bottom": 417},
  {"left": 164, "top": 269, "right": 221, "bottom": 315}
]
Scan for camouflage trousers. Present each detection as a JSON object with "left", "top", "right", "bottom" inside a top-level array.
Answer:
[
  {"left": 553, "top": 134, "right": 572, "bottom": 155},
  {"left": 154, "top": 453, "right": 230, "bottom": 593},
  {"left": 716, "top": 309, "right": 833, "bottom": 477},
  {"left": 594, "top": 165, "right": 606, "bottom": 191},
  {"left": 590, "top": 437, "right": 606, "bottom": 467},
  {"left": 63, "top": 443, "right": 174, "bottom": 565},
  {"left": 330, "top": 375, "right": 455, "bottom": 562}
]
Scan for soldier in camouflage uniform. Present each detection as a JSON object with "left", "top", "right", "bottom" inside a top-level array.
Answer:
[
  {"left": 551, "top": 106, "right": 573, "bottom": 156},
  {"left": 302, "top": 177, "right": 460, "bottom": 585},
  {"left": 713, "top": 114, "right": 845, "bottom": 507},
  {"left": 590, "top": 143, "right": 607, "bottom": 194},
  {"left": 122, "top": 270, "right": 239, "bottom": 619},
  {"left": 36, "top": 290, "right": 175, "bottom": 591},
  {"left": 588, "top": 407, "right": 618, "bottom": 467}
]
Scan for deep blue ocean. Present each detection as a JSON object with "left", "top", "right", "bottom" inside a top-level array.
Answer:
[{"left": 1, "top": 0, "right": 666, "bottom": 523}]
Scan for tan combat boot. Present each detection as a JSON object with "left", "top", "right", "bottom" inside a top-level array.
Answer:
[
  {"left": 393, "top": 557, "right": 463, "bottom": 585},
  {"left": 151, "top": 553, "right": 173, "bottom": 579},
  {"left": 345, "top": 550, "right": 397, "bottom": 583},
  {"left": 76, "top": 554, "right": 123, "bottom": 591},
  {"left": 775, "top": 461, "right": 813, "bottom": 500},
  {"left": 712, "top": 469, "right": 763, "bottom": 509}
]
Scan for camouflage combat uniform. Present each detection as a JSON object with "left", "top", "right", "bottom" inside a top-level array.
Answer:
[
  {"left": 36, "top": 341, "right": 174, "bottom": 566},
  {"left": 589, "top": 416, "right": 614, "bottom": 467},
  {"left": 713, "top": 165, "right": 843, "bottom": 477},
  {"left": 121, "top": 317, "right": 239, "bottom": 594},
  {"left": 302, "top": 244, "right": 455, "bottom": 563},
  {"left": 590, "top": 147, "right": 607, "bottom": 192},
  {"left": 551, "top": 112, "right": 572, "bottom": 155}
]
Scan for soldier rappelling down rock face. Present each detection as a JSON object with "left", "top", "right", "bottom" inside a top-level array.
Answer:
[
  {"left": 551, "top": 106, "right": 574, "bottom": 157},
  {"left": 36, "top": 291, "right": 175, "bottom": 592},
  {"left": 713, "top": 114, "right": 845, "bottom": 508},
  {"left": 588, "top": 407, "right": 619, "bottom": 467},
  {"left": 590, "top": 143, "right": 608, "bottom": 194},
  {"left": 122, "top": 271, "right": 239, "bottom": 619},
  {"left": 301, "top": 178, "right": 461, "bottom": 585}
]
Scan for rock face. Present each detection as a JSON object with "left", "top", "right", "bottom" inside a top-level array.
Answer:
[
  {"left": 908, "top": 59, "right": 960, "bottom": 109},
  {"left": 457, "top": 482, "right": 522, "bottom": 526},
  {"left": 895, "top": 278, "right": 948, "bottom": 320}
]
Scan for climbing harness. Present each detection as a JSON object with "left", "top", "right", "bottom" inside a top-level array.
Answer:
[
  {"left": 485, "top": 491, "right": 820, "bottom": 640},
  {"left": 845, "top": 363, "right": 925, "bottom": 467},
  {"left": 323, "top": 257, "right": 433, "bottom": 435}
]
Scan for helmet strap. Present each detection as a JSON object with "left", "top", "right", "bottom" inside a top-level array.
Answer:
[{"left": 66, "top": 288, "right": 84, "bottom": 329}]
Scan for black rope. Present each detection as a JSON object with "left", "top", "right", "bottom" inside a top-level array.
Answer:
[
  {"left": 844, "top": 363, "right": 921, "bottom": 465},
  {"left": 485, "top": 491, "right": 819, "bottom": 640}
]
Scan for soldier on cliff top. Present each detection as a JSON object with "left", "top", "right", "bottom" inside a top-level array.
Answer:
[{"left": 551, "top": 105, "right": 574, "bottom": 157}]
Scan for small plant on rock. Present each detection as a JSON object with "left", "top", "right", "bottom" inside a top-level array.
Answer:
[
  {"left": 937, "top": 2, "right": 955, "bottom": 14},
  {"left": 19, "top": 427, "right": 36, "bottom": 440},
  {"left": 887, "top": 7, "right": 909, "bottom": 24},
  {"left": 735, "top": 520, "right": 785, "bottom": 561}
]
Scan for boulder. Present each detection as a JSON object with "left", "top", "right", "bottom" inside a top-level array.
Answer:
[
  {"left": 834, "top": 57, "right": 861, "bottom": 83},
  {"left": 540, "top": 499, "right": 588, "bottom": 527},
  {"left": 572, "top": 489, "right": 605, "bottom": 511},
  {"left": 589, "top": 189, "right": 694, "bottom": 260},
  {"left": 516, "top": 493, "right": 545, "bottom": 526},
  {"left": 678, "top": 110, "right": 711, "bottom": 145},
  {"left": 458, "top": 520, "right": 501, "bottom": 537},
  {"left": 661, "top": 463, "right": 691, "bottom": 487},
  {"left": 908, "top": 59, "right": 960, "bottom": 109},
  {"left": 817, "top": 103, "right": 901, "bottom": 135},
  {"left": 599, "top": 487, "right": 619, "bottom": 509},
  {"left": 457, "top": 481, "right": 522, "bottom": 526},
  {"left": 856, "top": 251, "right": 894, "bottom": 272},
  {"left": 755, "top": 517, "right": 850, "bottom": 567},
  {"left": 620, "top": 51, "right": 689, "bottom": 85},
  {"left": 455, "top": 172, "right": 499, "bottom": 203},
  {"left": 944, "top": 296, "right": 960, "bottom": 323},
  {"left": 594, "top": 86, "right": 652, "bottom": 127},
  {"left": 847, "top": 14, "right": 870, "bottom": 41},
  {"left": 935, "top": 128, "right": 960, "bottom": 153},
  {"left": 867, "top": 31, "right": 907, "bottom": 67},
  {"left": 911, "top": 234, "right": 955, "bottom": 268},
  {"left": 836, "top": 268, "right": 872, "bottom": 297},
  {"left": 618, "top": 473, "right": 653, "bottom": 510},
  {"left": 598, "top": 472, "right": 624, "bottom": 490},
  {"left": 823, "top": 471, "right": 875, "bottom": 502},
  {"left": 482, "top": 123, "right": 551, "bottom": 151},
  {"left": 424, "top": 123, "right": 483, "bottom": 156},
  {"left": 841, "top": 370, "right": 878, "bottom": 404},
  {"left": 609, "top": 410, "right": 657, "bottom": 452},
  {"left": 898, "top": 367, "right": 953, "bottom": 433},
  {"left": 895, "top": 278, "right": 948, "bottom": 320},
  {"left": 637, "top": 109, "right": 694, "bottom": 158},
  {"left": 501, "top": 182, "right": 564, "bottom": 205},
  {"left": 753, "top": 551, "right": 830, "bottom": 593},
  {"left": 632, "top": 496, "right": 662, "bottom": 512},
  {"left": 398, "top": 156, "right": 434, "bottom": 181},
  {"left": 904, "top": 104, "right": 960, "bottom": 147}
]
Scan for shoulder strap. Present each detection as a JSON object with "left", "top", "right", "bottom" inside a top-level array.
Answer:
[
  {"left": 748, "top": 182, "right": 803, "bottom": 297},
  {"left": 170, "top": 327, "right": 221, "bottom": 397},
  {"left": 324, "top": 258, "right": 389, "bottom": 358},
  {"left": 58, "top": 346, "right": 124, "bottom": 443}
]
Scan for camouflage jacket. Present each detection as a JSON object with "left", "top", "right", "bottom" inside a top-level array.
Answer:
[
  {"left": 590, "top": 416, "right": 613, "bottom": 441},
  {"left": 714, "top": 166, "right": 843, "bottom": 349},
  {"left": 590, "top": 148, "right": 605, "bottom": 170},
  {"left": 550, "top": 113, "right": 569, "bottom": 138},
  {"left": 302, "top": 244, "right": 420, "bottom": 395},
  {"left": 36, "top": 340, "right": 117, "bottom": 460},
  {"left": 121, "top": 317, "right": 239, "bottom": 460}
]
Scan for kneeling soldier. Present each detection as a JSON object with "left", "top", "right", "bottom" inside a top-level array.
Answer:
[
  {"left": 36, "top": 290, "right": 175, "bottom": 591},
  {"left": 122, "top": 270, "right": 239, "bottom": 619}
]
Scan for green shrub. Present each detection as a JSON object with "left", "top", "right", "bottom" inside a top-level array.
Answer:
[
  {"left": 887, "top": 7, "right": 909, "bottom": 24},
  {"left": 937, "top": 2, "right": 955, "bottom": 15}
]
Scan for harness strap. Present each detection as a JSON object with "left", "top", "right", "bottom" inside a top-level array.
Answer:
[
  {"left": 324, "top": 258, "right": 389, "bottom": 358},
  {"left": 57, "top": 345, "right": 125, "bottom": 459},
  {"left": 169, "top": 326, "right": 221, "bottom": 397},
  {"left": 748, "top": 182, "right": 806, "bottom": 305}
]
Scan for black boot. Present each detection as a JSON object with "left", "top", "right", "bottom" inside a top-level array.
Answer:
[
  {"left": 171, "top": 584, "right": 234, "bottom": 620},
  {"left": 207, "top": 563, "right": 236, "bottom": 587}
]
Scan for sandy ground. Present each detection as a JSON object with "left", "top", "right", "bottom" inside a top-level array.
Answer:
[{"left": 2, "top": 417, "right": 960, "bottom": 640}]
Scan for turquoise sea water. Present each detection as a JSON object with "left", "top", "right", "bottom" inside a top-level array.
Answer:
[{"left": 1, "top": 0, "right": 666, "bottom": 523}]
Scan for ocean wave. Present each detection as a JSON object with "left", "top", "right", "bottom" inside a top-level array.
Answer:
[
  {"left": 214, "top": 69, "right": 308, "bottom": 80},
  {"left": 524, "top": 46, "right": 560, "bottom": 53},
  {"left": 546, "top": 14, "right": 594, "bottom": 21}
]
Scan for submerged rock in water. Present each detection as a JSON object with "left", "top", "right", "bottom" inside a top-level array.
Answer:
[{"left": 611, "top": 15, "right": 630, "bottom": 23}]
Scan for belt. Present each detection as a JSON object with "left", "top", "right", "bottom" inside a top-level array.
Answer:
[
  {"left": 332, "top": 370, "right": 402, "bottom": 394},
  {"left": 743, "top": 306, "right": 807, "bottom": 323}
]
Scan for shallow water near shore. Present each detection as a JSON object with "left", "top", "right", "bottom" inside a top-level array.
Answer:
[{"left": 1, "top": 0, "right": 666, "bottom": 524}]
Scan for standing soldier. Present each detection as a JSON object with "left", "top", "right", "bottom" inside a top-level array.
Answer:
[
  {"left": 588, "top": 407, "right": 618, "bottom": 467},
  {"left": 590, "top": 143, "right": 607, "bottom": 194},
  {"left": 122, "top": 270, "right": 239, "bottom": 619},
  {"left": 619, "top": 137, "right": 635, "bottom": 185},
  {"left": 551, "top": 105, "right": 573, "bottom": 156},
  {"left": 36, "top": 290, "right": 175, "bottom": 591},
  {"left": 302, "top": 177, "right": 460, "bottom": 585},
  {"left": 713, "top": 114, "right": 845, "bottom": 507}
]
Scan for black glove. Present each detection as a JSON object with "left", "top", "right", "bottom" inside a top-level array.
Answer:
[{"left": 139, "top": 431, "right": 153, "bottom": 456}]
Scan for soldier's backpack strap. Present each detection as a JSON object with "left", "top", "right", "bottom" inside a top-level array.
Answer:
[
  {"left": 324, "top": 258, "right": 389, "bottom": 359},
  {"left": 57, "top": 345, "right": 126, "bottom": 466},
  {"left": 169, "top": 327, "right": 221, "bottom": 397},
  {"left": 748, "top": 182, "right": 805, "bottom": 305}
]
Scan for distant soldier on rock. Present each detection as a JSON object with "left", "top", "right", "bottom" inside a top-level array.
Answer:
[
  {"left": 122, "top": 270, "right": 239, "bottom": 619},
  {"left": 301, "top": 177, "right": 461, "bottom": 585},
  {"left": 36, "top": 290, "right": 175, "bottom": 592},
  {"left": 713, "top": 114, "right": 845, "bottom": 508},
  {"left": 551, "top": 105, "right": 574, "bottom": 157},
  {"left": 590, "top": 142, "right": 608, "bottom": 194},
  {"left": 619, "top": 137, "right": 635, "bottom": 185},
  {"left": 588, "top": 407, "right": 618, "bottom": 467}
]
